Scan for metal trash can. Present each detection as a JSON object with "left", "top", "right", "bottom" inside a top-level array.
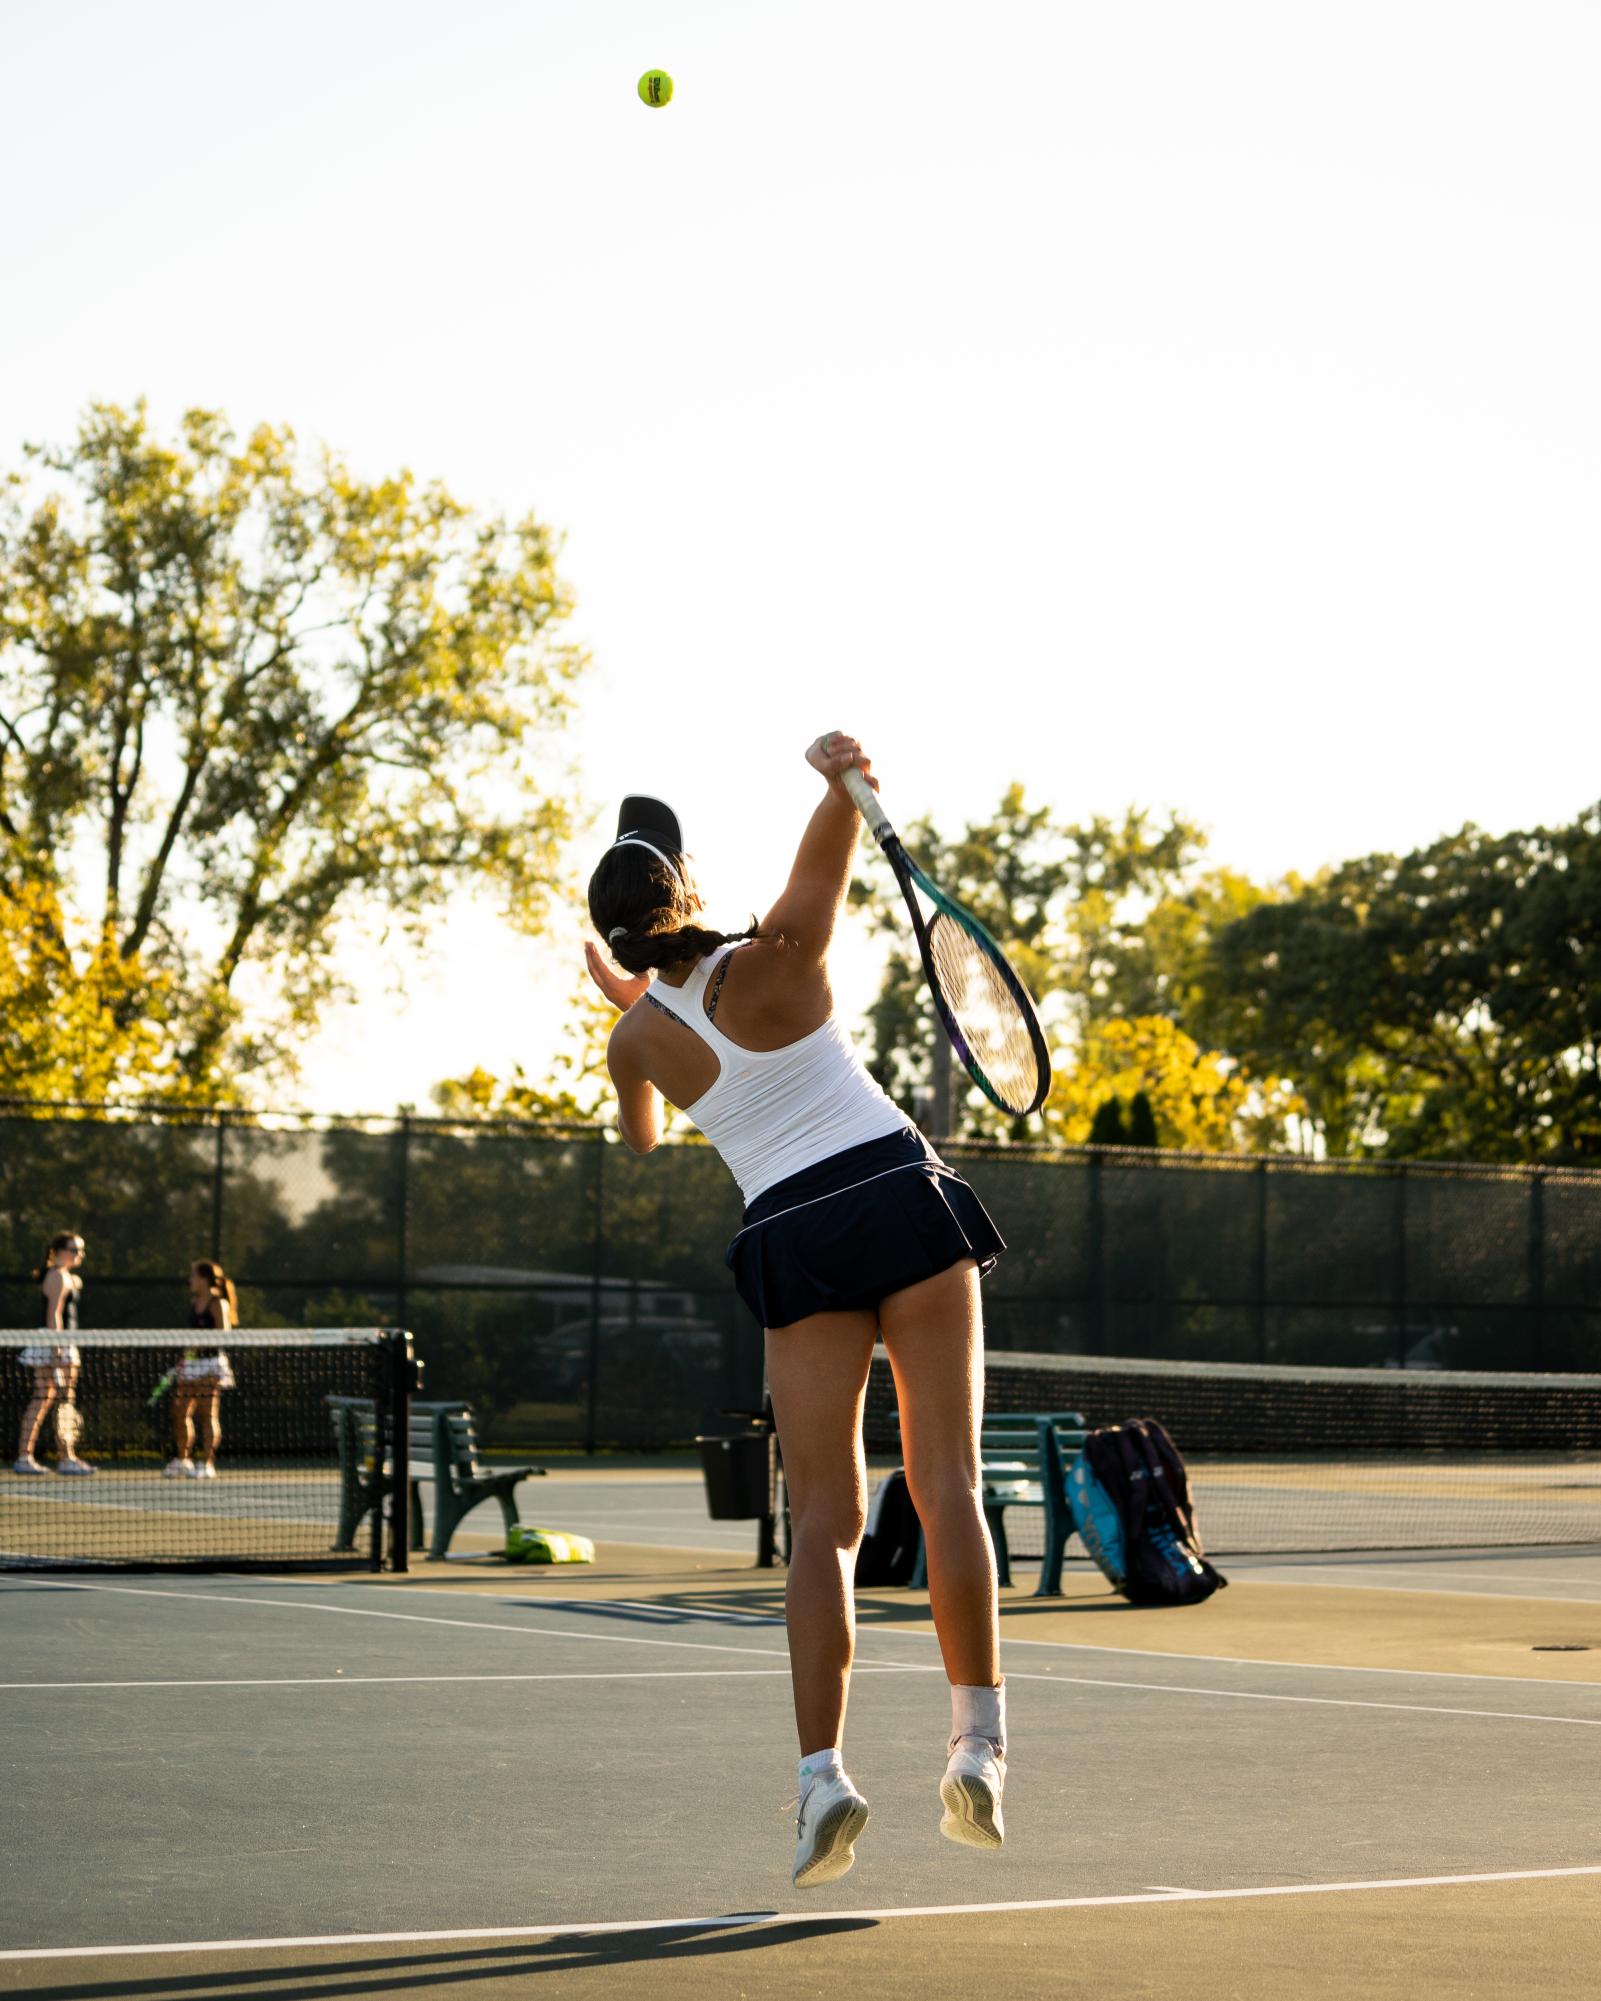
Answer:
[{"left": 696, "top": 1432, "right": 772, "bottom": 1520}]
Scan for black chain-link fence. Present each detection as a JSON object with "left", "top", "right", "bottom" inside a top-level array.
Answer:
[{"left": 4, "top": 1103, "right": 1599, "bottom": 1449}]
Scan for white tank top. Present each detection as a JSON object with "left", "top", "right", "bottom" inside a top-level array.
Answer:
[{"left": 649, "top": 947, "right": 913, "bottom": 1204}]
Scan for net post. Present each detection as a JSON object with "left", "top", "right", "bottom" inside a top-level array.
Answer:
[
  {"left": 386, "top": 1330, "right": 414, "bottom": 1573},
  {"left": 395, "top": 1113, "right": 412, "bottom": 1334}
]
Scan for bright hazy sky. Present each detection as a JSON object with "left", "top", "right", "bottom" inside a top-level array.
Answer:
[{"left": 3, "top": 2, "right": 1599, "bottom": 1113}]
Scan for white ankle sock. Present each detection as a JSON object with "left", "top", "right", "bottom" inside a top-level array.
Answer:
[
  {"left": 950, "top": 1680, "right": 1006, "bottom": 1754},
  {"left": 799, "top": 1748, "right": 843, "bottom": 1790}
]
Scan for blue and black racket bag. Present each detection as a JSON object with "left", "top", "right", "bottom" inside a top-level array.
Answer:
[{"left": 1070, "top": 1418, "right": 1227, "bottom": 1607}]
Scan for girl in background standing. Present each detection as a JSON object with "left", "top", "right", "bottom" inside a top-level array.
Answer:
[
  {"left": 14, "top": 1232, "right": 94, "bottom": 1476},
  {"left": 164, "top": 1261, "right": 238, "bottom": 1480}
]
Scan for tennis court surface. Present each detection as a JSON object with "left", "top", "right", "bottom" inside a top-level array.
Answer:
[{"left": 3, "top": 1462, "right": 1599, "bottom": 2001}]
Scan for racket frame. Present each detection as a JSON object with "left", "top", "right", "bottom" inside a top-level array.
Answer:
[{"left": 840, "top": 767, "right": 1051, "bottom": 1117}]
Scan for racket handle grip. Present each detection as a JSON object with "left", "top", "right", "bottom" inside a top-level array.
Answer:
[{"left": 839, "top": 765, "right": 892, "bottom": 839}]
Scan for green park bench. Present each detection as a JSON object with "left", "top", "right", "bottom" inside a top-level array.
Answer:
[
  {"left": 898, "top": 1409, "right": 1088, "bottom": 1598},
  {"left": 328, "top": 1396, "right": 546, "bottom": 1560}
]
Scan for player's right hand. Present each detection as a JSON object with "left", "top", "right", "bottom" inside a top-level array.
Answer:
[{"left": 806, "top": 732, "right": 878, "bottom": 791}]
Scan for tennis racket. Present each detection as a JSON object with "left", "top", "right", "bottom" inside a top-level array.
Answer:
[{"left": 841, "top": 767, "right": 1052, "bottom": 1117}]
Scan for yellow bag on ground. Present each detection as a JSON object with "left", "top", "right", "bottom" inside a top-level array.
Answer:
[{"left": 506, "top": 1525, "right": 596, "bottom": 1565}]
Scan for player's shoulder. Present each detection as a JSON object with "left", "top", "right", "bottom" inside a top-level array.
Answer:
[
  {"left": 726, "top": 929, "right": 805, "bottom": 979},
  {"left": 728, "top": 930, "right": 823, "bottom": 998},
  {"left": 608, "top": 999, "right": 659, "bottom": 1066}
]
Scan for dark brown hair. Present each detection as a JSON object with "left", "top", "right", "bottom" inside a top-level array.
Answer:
[
  {"left": 33, "top": 1231, "right": 84, "bottom": 1283},
  {"left": 587, "top": 845, "right": 761, "bottom": 977},
  {"left": 192, "top": 1259, "right": 239, "bottom": 1326}
]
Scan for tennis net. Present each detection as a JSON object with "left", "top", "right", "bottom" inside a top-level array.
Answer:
[
  {"left": 1, "top": 1329, "right": 408, "bottom": 1572},
  {"left": 870, "top": 1350, "right": 1601, "bottom": 1554}
]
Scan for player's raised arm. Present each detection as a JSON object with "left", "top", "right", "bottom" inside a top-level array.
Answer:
[{"left": 758, "top": 733, "right": 878, "bottom": 962}]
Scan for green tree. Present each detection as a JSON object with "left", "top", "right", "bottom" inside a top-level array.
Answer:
[
  {"left": 1047, "top": 1013, "right": 1295, "bottom": 1151},
  {"left": 0, "top": 877, "right": 175, "bottom": 1099},
  {"left": 1204, "top": 809, "right": 1601, "bottom": 1159},
  {"left": 0, "top": 400, "right": 587, "bottom": 1094},
  {"left": 1100, "top": 865, "right": 1282, "bottom": 1029}
]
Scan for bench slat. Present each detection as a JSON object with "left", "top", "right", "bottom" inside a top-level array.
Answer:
[
  {"left": 889, "top": 1407, "right": 1091, "bottom": 1599},
  {"left": 328, "top": 1391, "right": 544, "bottom": 1561}
]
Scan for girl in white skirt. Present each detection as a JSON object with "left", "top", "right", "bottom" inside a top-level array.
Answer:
[
  {"left": 164, "top": 1261, "right": 238, "bottom": 1479},
  {"left": 15, "top": 1231, "right": 94, "bottom": 1476}
]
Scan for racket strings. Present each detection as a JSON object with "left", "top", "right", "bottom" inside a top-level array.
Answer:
[{"left": 926, "top": 911, "right": 1047, "bottom": 1115}]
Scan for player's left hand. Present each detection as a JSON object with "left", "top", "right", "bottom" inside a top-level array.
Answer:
[{"left": 585, "top": 940, "right": 650, "bottom": 1011}]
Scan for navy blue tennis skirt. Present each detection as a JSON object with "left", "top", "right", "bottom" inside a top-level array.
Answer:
[{"left": 724, "top": 1126, "right": 1006, "bottom": 1329}]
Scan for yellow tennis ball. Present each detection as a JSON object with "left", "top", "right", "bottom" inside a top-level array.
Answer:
[{"left": 638, "top": 69, "right": 674, "bottom": 108}]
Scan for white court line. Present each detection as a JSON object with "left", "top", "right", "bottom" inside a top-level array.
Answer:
[
  {"left": 8, "top": 1578, "right": 795, "bottom": 1662},
  {"left": 997, "top": 1667, "right": 1601, "bottom": 1729},
  {"left": 866, "top": 1622, "right": 1601, "bottom": 1691},
  {"left": 492, "top": 1592, "right": 1601, "bottom": 1694},
  {"left": 21, "top": 1568, "right": 1584, "bottom": 1696},
  {"left": 0, "top": 1668, "right": 913, "bottom": 1692},
  {"left": 1231, "top": 1569, "right": 1601, "bottom": 1606},
  {"left": 1237, "top": 1561, "right": 1601, "bottom": 1586},
  {"left": 5, "top": 1578, "right": 937, "bottom": 1675},
  {"left": 9, "top": 1579, "right": 1595, "bottom": 1726},
  {"left": 5, "top": 1661, "right": 1587, "bottom": 1727},
  {"left": 4, "top": 1863, "right": 1600, "bottom": 1963}
]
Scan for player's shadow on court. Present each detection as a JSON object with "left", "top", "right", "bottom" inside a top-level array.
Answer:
[
  {"left": 3, "top": 1920, "right": 878, "bottom": 2001},
  {"left": 538, "top": 1582, "right": 1145, "bottom": 1630}
]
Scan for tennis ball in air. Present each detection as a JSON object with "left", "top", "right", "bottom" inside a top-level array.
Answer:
[{"left": 638, "top": 69, "right": 674, "bottom": 108}]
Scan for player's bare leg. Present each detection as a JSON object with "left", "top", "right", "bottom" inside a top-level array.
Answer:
[
  {"left": 194, "top": 1389, "right": 222, "bottom": 1474},
  {"left": 14, "top": 1369, "right": 59, "bottom": 1470},
  {"left": 765, "top": 1306, "right": 877, "bottom": 1749},
  {"left": 765, "top": 1306, "right": 877, "bottom": 1883},
  {"left": 167, "top": 1391, "right": 198, "bottom": 1475},
  {"left": 880, "top": 1258, "right": 1007, "bottom": 1847}
]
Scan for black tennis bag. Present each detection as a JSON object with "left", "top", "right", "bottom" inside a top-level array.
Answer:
[
  {"left": 1082, "top": 1418, "right": 1227, "bottom": 1607},
  {"left": 855, "top": 1469, "right": 922, "bottom": 1586}
]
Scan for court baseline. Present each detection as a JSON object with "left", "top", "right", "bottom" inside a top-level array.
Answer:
[{"left": 3, "top": 1862, "right": 1599, "bottom": 1964}]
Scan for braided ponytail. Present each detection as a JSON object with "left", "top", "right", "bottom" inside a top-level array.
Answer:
[
  {"left": 588, "top": 846, "right": 763, "bottom": 976},
  {"left": 606, "top": 915, "right": 763, "bottom": 976}
]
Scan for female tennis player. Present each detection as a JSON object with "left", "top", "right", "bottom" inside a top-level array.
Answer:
[
  {"left": 585, "top": 733, "right": 1008, "bottom": 1887},
  {"left": 14, "top": 1230, "right": 94, "bottom": 1477},
  {"left": 163, "top": 1261, "right": 238, "bottom": 1480}
]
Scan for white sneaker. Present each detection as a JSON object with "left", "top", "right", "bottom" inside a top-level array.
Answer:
[
  {"left": 55, "top": 1457, "right": 96, "bottom": 1477},
  {"left": 792, "top": 1771, "right": 870, "bottom": 1888},
  {"left": 13, "top": 1456, "right": 46, "bottom": 1476},
  {"left": 194, "top": 1462, "right": 217, "bottom": 1480},
  {"left": 939, "top": 1735, "right": 1005, "bottom": 1849},
  {"left": 164, "top": 1458, "right": 195, "bottom": 1478}
]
